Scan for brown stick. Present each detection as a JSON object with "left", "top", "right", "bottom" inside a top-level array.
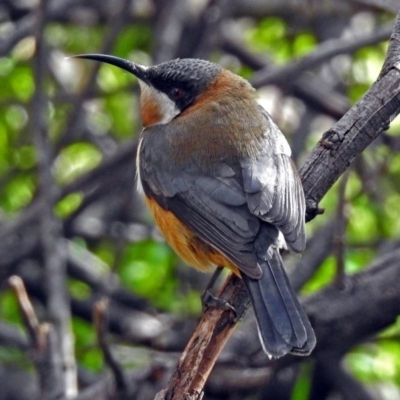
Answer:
[
  {"left": 8, "top": 275, "right": 64, "bottom": 400},
  {"left": 163, "top": 274, "right": 250, "bottom": 400},
  {"left": 9, "top": 276, "right": 40, "bottom": 346},
  {"left": 94, "top": 297, "right": 129, "bottom": 393}
]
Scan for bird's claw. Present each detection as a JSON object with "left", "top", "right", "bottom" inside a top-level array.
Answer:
[{"left": 201, "top": 289, "right": 237, "bottom": 317}]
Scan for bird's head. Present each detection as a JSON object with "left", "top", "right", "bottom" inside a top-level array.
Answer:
[{"left": 72, "top": 54, "right": 224, "bottom": 127}]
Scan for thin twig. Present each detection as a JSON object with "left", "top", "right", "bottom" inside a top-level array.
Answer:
[
  {"left": 250, "top": 25, "right": 392, "bottom": 87},
  {"left": 8, "top": 275, "right": 65, "bottom": 399},
  {"left": 8, "top": 276, "right": 40, "bottom": 345},
  {"left": 93, "top": 297, "right": 129, "bottom": 393}
]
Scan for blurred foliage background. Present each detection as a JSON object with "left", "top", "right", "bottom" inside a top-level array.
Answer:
[{"left": 0, "top": 1, "right": 400, "bottom": 399}]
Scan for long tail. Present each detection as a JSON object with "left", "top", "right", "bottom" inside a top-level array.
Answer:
[{"left": 243, "top": 249, "right": 316, "bottom": 358}]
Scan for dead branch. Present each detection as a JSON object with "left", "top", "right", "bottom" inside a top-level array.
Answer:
[
  {"left": 94, "top": 297, "right": 129, "bottom": 393},
  {"left": 9, "top": 276, "right": 64, "bottom": 399},
  {"left": 160, "top": 274, "right": 250, "bottom": 400},
  {"left": 9, "top": 276, "right": 40, "bottom": 345}
]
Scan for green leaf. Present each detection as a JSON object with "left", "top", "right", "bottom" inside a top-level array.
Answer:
[
  {"left": 292, "top": 32, "right": 317, "bottom": 57},
  {"left": 105, "top": 93, "right": 139, "bottom": 139},
  {"left": 67, "top": 278, "right": 91, "bottom": 300},
  {"left": 0, "top": 173, "right": 36, "bottom": 214},
  {"left": 54, "top": 142, "right": 102, "bottom": 185},
  {"left": 54, "top": 192, "right": 83, "bottom": 218},
  {"left": 291, "top": 361, "right": 313, "bottom": 400},
  {"left": 10, "top": 65, "right": 34, "bottom": 102},
  {"left": 246, "top": 17, "right": 290, "bottom": 64},
  {"left": 72, "top": 318, "right": 103, "bottom": 372},
  {"left": 119, "top": 240, "right": 177, "bottom": 309},
  {"left": 0, "top": 289, "right": 22, "bottom": 325},
  {"left": 302, "top": 255, "right": 336, "bottom": 293}
]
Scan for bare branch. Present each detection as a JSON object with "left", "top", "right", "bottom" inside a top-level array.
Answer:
[
  {"left": 93, "top": 297, "right": 129, "bottom": 394},
  {"left": 301, "top": 11, "right": 400, "bottom": 220},
  {"left": 8, "top": 276, "right": 65, "bottom": 400},
  {"left": 8, "top": 276, "right": 40, "bottom": 345},
  {"left": 159, "top": 274, "right": 250, "bottom": 400},
  {"left": 250, "top": 24, "right": 392, "bottom": 87}
]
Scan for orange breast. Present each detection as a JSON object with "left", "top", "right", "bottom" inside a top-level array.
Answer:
[{"left": 145, "top": 196, "right": 240, "bottom": 275}]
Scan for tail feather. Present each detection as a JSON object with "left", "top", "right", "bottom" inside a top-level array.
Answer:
[{"left": 243, "top": 249, "right": 316, "bottom": 358}]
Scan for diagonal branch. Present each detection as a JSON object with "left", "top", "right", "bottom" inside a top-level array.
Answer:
[
  {"left": 9, "top": 276, "right": 66, "bottom": 400},
  {"left": 250, "top": 24, "right": 392, "bottom": 88},
  {"left": 300, "top": 20, "right": 400, "bottom": 220}
]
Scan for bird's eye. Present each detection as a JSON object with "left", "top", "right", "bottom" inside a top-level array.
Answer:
[{"left": 169, "top": 87, "right": 184, "bottom": 100}]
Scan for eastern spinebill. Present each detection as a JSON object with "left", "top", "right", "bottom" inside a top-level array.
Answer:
[{"left": 73, "top": 54, "right": 316, "bottom": 358}]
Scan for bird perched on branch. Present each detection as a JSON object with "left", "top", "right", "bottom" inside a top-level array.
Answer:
[{"left": 74, "top": 54, "right": 316, "bottom": 358}]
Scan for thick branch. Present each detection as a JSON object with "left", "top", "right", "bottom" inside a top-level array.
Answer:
[{"left": 301, "top": 13, "right": 400, "bottom": 219}]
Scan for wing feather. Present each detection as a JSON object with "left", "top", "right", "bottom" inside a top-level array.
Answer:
[
  {"left": 139, "top": 107, "right": 305, "bottom": 281},
  {"left": 242, "top": 110, "right": 306, "bottom": 253}
]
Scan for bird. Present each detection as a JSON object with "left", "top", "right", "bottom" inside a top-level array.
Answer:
[{"left": 73, "top": 54, "right": 316, "bottom": 358}]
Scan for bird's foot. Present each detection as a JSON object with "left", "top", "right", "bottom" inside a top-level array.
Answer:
[{"left": 201, "top": 289, "right": 236, "bottom": 316}]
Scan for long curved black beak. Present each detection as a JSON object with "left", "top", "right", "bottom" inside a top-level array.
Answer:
[{"left": 71, "top": 54, "right": 148, "bottom": 82}]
